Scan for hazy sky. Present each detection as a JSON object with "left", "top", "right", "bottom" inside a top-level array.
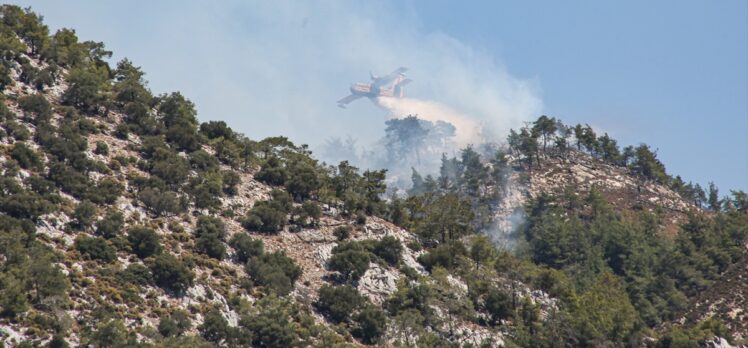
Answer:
[{"left": 12, "top": 1, "right": 747, "bottom": 192}]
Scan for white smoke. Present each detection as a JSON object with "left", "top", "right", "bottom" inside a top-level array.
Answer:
[
  {"left": 376, "top": 97, "right": 483, "bottom": 147},
  {"left": 20, "top": 1, "right": 542, "bottom": 152}
]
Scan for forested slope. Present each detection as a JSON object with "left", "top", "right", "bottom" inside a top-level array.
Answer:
[{"left": 0, "top": 5, "right": 745, "bottom": 348}]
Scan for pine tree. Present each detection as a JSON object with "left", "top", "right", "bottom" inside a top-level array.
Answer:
[{"left": 708, "top": 182, "right": 720, "bottom": 212}]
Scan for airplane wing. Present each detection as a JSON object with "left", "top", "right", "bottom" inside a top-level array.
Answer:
[
  {"left": 337, "top": 94, "right": 363, "bottom": 108},
  {"left": 397, "top": 78, "right": 412, "bottom": 87}
]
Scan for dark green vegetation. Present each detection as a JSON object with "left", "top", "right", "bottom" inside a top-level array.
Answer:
[
  {"left": 327, "top": 236, "right": 403, "bottom": 282},
  {"left": 0, "top": 5, "right": 745, "bottom": 347},
  {"left": 392, "top": 115, "right": 748, "bottom": 347}
]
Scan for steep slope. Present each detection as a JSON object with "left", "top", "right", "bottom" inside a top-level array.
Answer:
[
  {"left": 680, "top": 254, "right": 748, "bottom": 341},
  {"left": 1, "top": 5, "right": 746, "bottom": 348},
  {"left": 0, "top": 7, "right": 552, "bottom": 346},
  {"left": 494, "top": 150, "right": 697, "bottom": 241},
  {"left": 0, "top": 53, "right": 505, "bottom": 346}
]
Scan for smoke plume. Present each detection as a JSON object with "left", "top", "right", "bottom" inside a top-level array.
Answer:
[{"left": 376, "top": 97, "right": 483, "bottom": 147}]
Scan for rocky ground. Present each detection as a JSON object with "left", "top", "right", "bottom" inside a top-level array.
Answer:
[
  {"left": 491, "top": 151, "right": 698, "bottom": 245},
  {"left": 0, "top": 50, "right": 529, "bottom": 346},
  {"left": 680, "top": 255, "right": 748, "bottom": 343}
]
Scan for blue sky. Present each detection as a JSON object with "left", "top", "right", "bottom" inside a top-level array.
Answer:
[{"left": 13, "top": 1, "right": 747, "bottom": 192}]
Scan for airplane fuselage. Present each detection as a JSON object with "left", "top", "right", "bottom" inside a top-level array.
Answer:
[
  {"left": 350, "top": 74, "right": 408, "bottom": 98},
  {"left": 338, "top": 67, "right": 410, "bottom": 108}
]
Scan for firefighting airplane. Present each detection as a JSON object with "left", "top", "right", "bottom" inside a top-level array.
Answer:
[{"left": 337, "top": 67, "right": 412, "bottom": 108}]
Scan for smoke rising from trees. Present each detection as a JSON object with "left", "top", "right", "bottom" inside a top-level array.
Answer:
[{"left": 376, "top": 97, "right": 483, "bottom": 147}]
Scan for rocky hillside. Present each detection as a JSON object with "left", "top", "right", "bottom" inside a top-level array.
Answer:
[
  {"left": 494, "top": 150, "right": 697, "bottom": 240},
  {"left": 1, "top": 5, "right": 746, "bottom": 348},
  {"left": 679, "top": 254, "right": 748, "bottom": 342},
  {"left": 0, "top": 6, "right": 558, "bottom": 347}
]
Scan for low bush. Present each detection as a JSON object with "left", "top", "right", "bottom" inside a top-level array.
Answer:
[
  {"left": 96, "top": 211, "right": 124, "bottom": 239},
  {"left": 127, "top": 226, "right": 162, "bottom": 258},
  {"left": 240, "top": 190, "right": 292, "bottom": 233},
  {"left": 333, "top": 226, "right": 351, "bottom": 241},
  {"left": 75, "top": 236, "right": 116, "bottom": 262},
  {"left": 315, "top": 284, "right": 364, "bottom": 323},
  {"left": 417, "top": 241, "right": 468, "bottom": 272},
  {"left": 194, "top": 216, "right": 227, "bottom": 259},
  {"left": 229, "top": 233, "right": 264, "bottom": 264},
  {"left": 150, "top": 253, "right": 194, "bottom": 294},
  {"left": 246, "top": 252, "right": 302, "bottom": 295},
  {"left": 327, "top": 242, "right": 370, "bottom": 283}
]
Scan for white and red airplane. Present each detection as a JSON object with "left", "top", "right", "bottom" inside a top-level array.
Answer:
[{"left": 337, "top": 67, "right": 412, "bottom": 108}]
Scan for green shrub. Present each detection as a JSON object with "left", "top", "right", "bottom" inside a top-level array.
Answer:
[
  {"left": 47, "top": 335, "right": 69, "bottom": 348},
  {"left": 87, "top": 319, "right": 132, "bottom": 348},
  {"left": 89, "top": 178, "right": 123, "bottom": 205},
  {"left": 139, "top": 187, "right": 182, "bottom": 216},
  {"left": 199, "top": 120, "right": 234, "bottom": 140},
  {"left": 333, "top": 226, "right": 351, "bottom": 241},
  {"left": 72, "top": 200, "right": 97, "bottom": 230},
  {"left": 10, "top": 143, "right": 43, "bottom": 170},
  {"left": 94, "top": 141, "right": 109, "bottom": 155},
  {"left": 195, "top": 215, "right": 227, "bottom": 239},
  {"left": 254, "top": 156, "right": 286, "bottom": 186},
  {"left": 417, "top": 241, "right": 467, "bottom": 272},
  {"left": 484, "top": 288, "right": 513, "bottom": 324},
  {"left": 241, "top": 190, "right": 294, "bottom": 230},
  {"left": 4, "top": 120, "right": 31, "bottom": 141},
  {"left": 355, "top": 212, "right": 367, "bottom": 225},
  {"left": 127, "top": 226, "right": 162, "bottom": 259},
  {"left": 406, "top": 240, "right": 422, "bottom": 252},
  {"left": 75, "top": 236, "right": 116, "bottom": 262},
  {"left": 240, "top": 297, "right": 298, "bottom": 348},
  {"left": 47, "top": 162, "right": 91, "bottom": 199},
  {"left": 229, "top": 233, "right": 264, "bottom": 264},
  {"left": 96, "top": 211, "right": 124, "bottom": 239},
  {"left": 241, "top": 192, "right": 291, "bottom": 233},
  {"left": 194, "top": 216, "right": 227, "bottom": 259},
  {"left": 114, "top": 123, "right": 129, "bottom": 139},
  {"left": 385, "top": 283, "right": 434, "bottom": 319},
  {"left": 0, "top": 274, "right": 28, "bottom": 318},
  {"left": 298, "top": 201, "right": 321, "bottom": 227},
  {"left": 165, "top": 123, "right": 201, "bottom": 152},
  {"left": 17, "top": 94, "right": 52, "bottom": 123},
  {"left": 188, "top": 174, "right": 223, "bottom": 210},
  {"left": 150, "top": 253, "right": 194, "bottom": 294},
  {"left": 189, "top": 150, "right": 219, "bottom": 172},
  {"left": 200, "top": 309, "right": 232, "bottom": 344},
  {"left": 117, "top": 264, "right": 153, "bottom": 286},
  {"left": 158, "top": 309, "right": 191, "bottom": 337},
  {"left": 222, "top": 170, "right": 241, "bottom": 196},
  {"left": 352, "top": 306, "right": 387, "bottom": 345},
  {"left": 285, "top": 161, "right": 320, "bottom": 201},
  {"left": 25, "top": 175, "right": 56, "bottom": 195},
  {"left": 371, "top": 236, "right": 402, "bottom": 266},
  {"left": 328, "top": 242, "right": 371, "bottom": 282},
  {"left": 77, "top": 118, "right": 98, "bottom": 135},
  {"left": 150, "top": 154, "right": 190, "bottom": 186},
  {"left": 246, "top": 252, "right": 302, "bottom": 295},
  {"left": 0, "top": 191, "right": 54, "bottom": 220},
  {"left": 195, "top": 235, "right": 225, "bottom": 260},
  {"left": 315, "top": 284, "right": 364, "bottom": 323}
]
